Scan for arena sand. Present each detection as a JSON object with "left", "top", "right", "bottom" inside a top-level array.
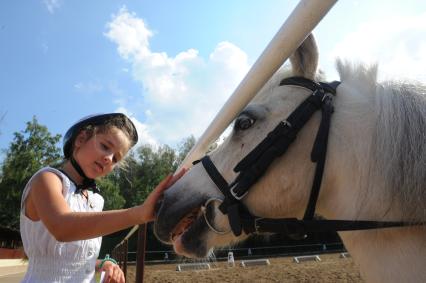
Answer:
[{"left": 126, "top": 253, "right": 363, "bottom": 282}]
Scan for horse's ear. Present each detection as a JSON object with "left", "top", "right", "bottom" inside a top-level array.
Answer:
[{"left": 289, "top": 34, "right": 318, "bottom": 80}]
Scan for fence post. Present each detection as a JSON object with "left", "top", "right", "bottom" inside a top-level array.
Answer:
[
  {"left": 123, "top": 239, "right": 128, "bottom": 278},
  {"left": 136, "top": 224, "right": 147, "bottom": 283}
]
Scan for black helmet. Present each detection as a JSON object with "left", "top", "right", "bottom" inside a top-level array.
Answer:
[{"left": 63, "top": 113, "right": 138, "bottom": 158}]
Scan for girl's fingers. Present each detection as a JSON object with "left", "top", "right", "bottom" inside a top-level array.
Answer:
[
  {"left": 167, "top": 168, "right": 187, "bottom": 187},
  {"left": 154, "top": 174, "right": 173, "bottom": 193},
  {"left": 154, "top": 168, "right": 187, "bottom": 194},
  {"left": 112, "top": 268, "right": 119, "bottom": 282},
  {"left": 110, "top": 266, "right": 124, "bottom": 283},
  {"left": 104, "top": 269, "right": 112, "bottom": 283},
  {"left": 148, "top": 168, "right": 187, "bottom": 205}
]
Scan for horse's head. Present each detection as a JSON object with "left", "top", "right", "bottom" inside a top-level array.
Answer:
[{"left": 154, "top": 34, "right": 327, "bottom": 258}]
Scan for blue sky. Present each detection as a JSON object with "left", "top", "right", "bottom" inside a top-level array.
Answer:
[{"left": 1, "top": 1, "right": 426, "bottom": 159}]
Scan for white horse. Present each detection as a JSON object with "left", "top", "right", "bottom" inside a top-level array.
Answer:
[{"left": 154, "top": 34, "right": 426, "bottom": 283}]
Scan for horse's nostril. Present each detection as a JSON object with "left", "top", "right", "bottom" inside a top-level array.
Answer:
[{"left": 154, "top": 197, "right": 164, "bottom": 216}]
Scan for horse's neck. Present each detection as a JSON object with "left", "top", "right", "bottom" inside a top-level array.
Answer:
[
  {"left": 319, "top": 168, "right": 426, "bottom": 283},
  {"left": 339, "top": 228, "right": 426, "bottom": 283},
  {"left": 317, "top": 82, "right": 426, "bottom": 282}
]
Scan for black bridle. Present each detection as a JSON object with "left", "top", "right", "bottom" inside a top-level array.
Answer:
[{"left": 194, "top": 76, "right": 421, "bottom": 238}]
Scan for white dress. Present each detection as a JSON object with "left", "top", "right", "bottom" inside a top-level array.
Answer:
[{"left": 20, "top": 167, "right": 104, "bottom": 283}]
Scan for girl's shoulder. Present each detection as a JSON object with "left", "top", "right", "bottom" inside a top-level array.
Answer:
[
  {"left": 21, "top": 167, "right": 71, "bottom": 216},
  {"left": 28, "top": 167, "right": 70, "bottom": 194},
  {"left": 31, "top": 167, "right": 64, "bottom": 183}
]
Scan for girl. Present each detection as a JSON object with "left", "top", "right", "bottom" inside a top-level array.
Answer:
[{"left": 20, "top": 113, "right": 185, "bottom": 283}]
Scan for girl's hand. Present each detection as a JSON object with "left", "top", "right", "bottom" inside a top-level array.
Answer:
[
  {"left": 139, "top": 168, "right": 187, "bottom": 223},
  {"left": 99, "top": 260, "right": 125, "bottom": 283}
]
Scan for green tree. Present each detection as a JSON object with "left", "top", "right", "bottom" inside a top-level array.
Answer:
[
  {"left": 112, "top": 136, "right": 195, "bottom": 208},
  {"left": 109, "top": 152, "right": 142, "bottom": 208},
  {"left": 97, "top": 175, "right": 126, "bottom": 210},
  {"left": 175, "top": 135, "right": 196, "bottom": 166},
  {"left": 0, "top": 117, "right": 62, "bottom": 230},
  {"left": 136, "top": 144, "right": 177, "bottom": 204}
]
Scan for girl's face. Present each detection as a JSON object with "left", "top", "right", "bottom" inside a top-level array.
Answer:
[{"left": 73, "top": 127, "right": 131, "bottom": 178}]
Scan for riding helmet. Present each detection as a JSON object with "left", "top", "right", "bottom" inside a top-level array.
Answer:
[{"left": 63, "top": 113, "right": 138, "bottom": 158}]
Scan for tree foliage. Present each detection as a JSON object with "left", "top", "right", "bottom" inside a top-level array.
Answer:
[
  {"left": 115, "top": 136, "right": 195, "bottom": 208},
  {"left": 0, "top": 117, "right": 62, "bottom": 230},
  {"left": 97, "top": 175, "right": 126, "bottom": 210}
]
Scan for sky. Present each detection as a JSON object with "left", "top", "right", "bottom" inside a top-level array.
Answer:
[{"left": 1, "top": 1, "right": 426, "bottom": 159}]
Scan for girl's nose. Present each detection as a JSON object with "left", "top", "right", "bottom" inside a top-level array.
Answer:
[{"left": 104, "top": 153, "right": 114, "bottom": 164}]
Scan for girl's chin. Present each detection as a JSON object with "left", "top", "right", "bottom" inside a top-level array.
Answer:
[{"left": 84, "top": 167, "right": 101, "bottom": 179}]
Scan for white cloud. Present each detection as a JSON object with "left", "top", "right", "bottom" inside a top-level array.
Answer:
[
  {"left": 105, "top": 7, "right": 250, "bottom": 146},
  {"left": 104, "top": 7, "right": 152, "bottom": 60},
  {"left": 114, "top": 107, "right": 158, "bottom": 148},
  {"left": 74, "top": 81, "right": 103, "bottom": 94},
  {"left": 329, "top": 13, "right": 426, "bottom": 81},
  {"left": 43, "top": 0, "right": 61, "bottom": 14}
]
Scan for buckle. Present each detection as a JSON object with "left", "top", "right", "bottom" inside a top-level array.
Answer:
[
  {"left": 281, "top": 119, "right": 292, "bottom": 128},
  {"left": 321, "top": 92, "right": 333, "bottom": 102},
  {"left": 254, "top": 217, "right": 264, "bottom": 233},
  {"left": 230, "top": 184, "right": 248, "bottom": 200},
  {"left": 312, "top": 88, "right": 325, "bottom": 97}
]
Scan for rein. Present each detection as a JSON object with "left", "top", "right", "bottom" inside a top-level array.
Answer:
[{"left": 194, "top": 76, "right": 421, "bottom": 238}]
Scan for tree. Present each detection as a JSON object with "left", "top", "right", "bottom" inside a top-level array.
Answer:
[
  {"left": 135, "top": 144, "right": 177, "bottom": 204},
  {"left": 97, "top": 175, "right": 126, "bottom": 210},
  {"left": 111, "top": 136, "right": 195, "bottom": 209},
  {"left": 106, "top": 152, "right": 141, "bottom": 208},
  {"left": 0, "top": 117, "right": 62, "bottom": 230},
  {"left": 175, "top": 135, "right": 196, "bottom": 166}
]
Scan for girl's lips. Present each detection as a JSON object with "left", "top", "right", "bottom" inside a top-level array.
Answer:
[{"left": 94, "top": 162, "right": 104, "bottom": 173}]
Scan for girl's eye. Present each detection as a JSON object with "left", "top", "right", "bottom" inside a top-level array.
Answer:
[
  {"left": 235, "top": 115, "right": 255, "bottom": 131},
  {"left": 101, "top": 143, "right": 109, "bottom": 150}
]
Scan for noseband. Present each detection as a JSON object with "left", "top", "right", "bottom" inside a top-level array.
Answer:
[{"left": 194, "top": 76, "right": 422, "bottom": 238}]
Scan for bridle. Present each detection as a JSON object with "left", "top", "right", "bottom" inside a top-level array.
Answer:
[{"left": 194, "top": 76, "right": 422, "bottom": 238}]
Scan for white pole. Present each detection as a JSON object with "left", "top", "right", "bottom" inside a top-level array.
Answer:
[{"left": 178, "top": 0, "right": 338, "bottom": 171}]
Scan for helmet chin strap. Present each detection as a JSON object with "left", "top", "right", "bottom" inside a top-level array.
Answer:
[{"left": 67, "top": 156, "right": 100, "bottom": 194}]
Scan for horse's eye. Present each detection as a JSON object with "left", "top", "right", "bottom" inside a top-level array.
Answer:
[{"left": 235, "top": 115, "right": 255, "bottom": 130}]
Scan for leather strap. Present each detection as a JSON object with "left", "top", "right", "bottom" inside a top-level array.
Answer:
[{"left": 194, "top": 76, "right": 425, "bottom": 237}]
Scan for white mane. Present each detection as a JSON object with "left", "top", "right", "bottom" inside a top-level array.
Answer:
[{"left": 336, "top": 61, "right": 426, "bottom": 222}]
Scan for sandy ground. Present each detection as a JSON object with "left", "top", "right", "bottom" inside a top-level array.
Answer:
[
  {"left": 126, "top": 253, "right": 364, "bottom": 283},
  {"left": 0, "top": 253, "right": 363, "bottom": 282}
]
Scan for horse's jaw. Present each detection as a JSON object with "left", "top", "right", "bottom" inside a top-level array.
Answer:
[
  {"left": 154, "top": 168, "right": 240, "bottom": 258},
  {"left": 153, "top": 187, "right": 209, "bottom": 257}
]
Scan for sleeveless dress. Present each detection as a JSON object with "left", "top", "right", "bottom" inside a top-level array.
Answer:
[{"left": 20, "top": 167, "right": 104, "bottom": 283}]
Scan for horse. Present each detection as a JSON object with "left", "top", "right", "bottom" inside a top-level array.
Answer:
[{"left": 154, "top": 34, "right": 426, "bottom": 283}]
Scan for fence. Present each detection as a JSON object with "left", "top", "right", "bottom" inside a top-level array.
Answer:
[
  {"left": 116, "top": 241, "right": 345, "bottom": 264},
  {"left": 111, "top": 224, "right": 147, "bottom": 283},
  {"left": 111, "top": 238, "right": 128, "bottom": 279},
  {"left": 112, "top": 227, "right": 345, "bottom": 283}
]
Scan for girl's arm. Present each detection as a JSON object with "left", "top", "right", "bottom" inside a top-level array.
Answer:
[{"left": 25, "top": 169, "right": 185, "bottom": 242}]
